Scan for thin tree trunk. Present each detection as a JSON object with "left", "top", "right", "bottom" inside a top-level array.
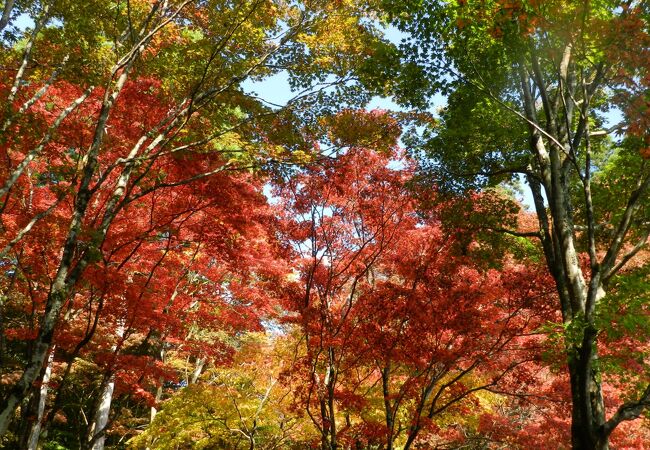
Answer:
[
  {"left": 87, "top": 374, "right": 115, "bottom": 450},
  {"left": 381, "top": 365, "right": 394, "bottom": 450},
  {"left": 190, "top": 357, "right": 205, "bottom": 384},
  {"left": 87, "top": 321, "right": 125, "bottom": 450},
  {"left": 149, "top": 381, "right": 164, "bottom": 423},
  {"left": 149, "top": 349, "right": 165, "bottom": 423},
  {"left": 324, "top": 347, "right": 337, "bottom": 450},
  {"left": 27, "top": 349, "right": 55, "bottom": 450}
]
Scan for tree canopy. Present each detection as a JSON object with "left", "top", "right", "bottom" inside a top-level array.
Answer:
[{"left": 0, "top": 1, "right": 648, "bottom": 449}]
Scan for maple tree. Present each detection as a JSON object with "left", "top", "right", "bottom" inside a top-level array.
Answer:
[
  {"left": 0, "top": 0, "right": 400, "bottom": 447},
  {"left": 276, "top": 124, "right": 409, "bottom": 449},
  {"left": 129, "top": 332, "right": 318, "bottom": 450},
  {"left": 0, "top": 75, "right": 290, "bottom": 448},
  {"left": 1, "top": 0, "right": 649, "bottom": 449},
  {"left": 274, "top": 118, "right": 562, "bottom": 449},
  {"left": 351, "top": 234, "right": 556, "bottom": 449}
]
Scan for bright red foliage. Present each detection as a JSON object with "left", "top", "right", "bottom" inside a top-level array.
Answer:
[
  {"left": 275, "top": 125, "right": 563, "bottom": 448},
  {"left": 0, "top": 76, "right": 289, "bottom": 427}
]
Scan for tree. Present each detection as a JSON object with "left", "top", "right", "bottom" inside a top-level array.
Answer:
[
  {"left": 0, "top": 0, "right": 398, "bottom": 443},
  {"left": 277, "top": 117, "right": 557, "bottom": 449},
  {"left": 381, "top": 0, "right": 650, "bottom": 447},
  {"left": 128, "top": 332, "right": 316, "bottom": 450},
  {"left": 0, "top": 74, "right": 290, "bottom": 448},
  {"left": 350, "top": 228, "right": 555, "bottom": 449},
  {"left": 276, "top": 111, "right": 408, "bottom": 450}
]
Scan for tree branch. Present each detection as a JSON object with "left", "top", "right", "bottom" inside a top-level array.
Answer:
[
  {"left": 0, "top": 0, "right": 15, "bottom": 33},
  {"left": 602, "top": 384, "right": 650, "bottom": 437},
  {"left": 484, "top": 227, "right": 542, "bottom": 239},
  {"left": 601, "top": 172, "right": 650, "bottom": 280}
]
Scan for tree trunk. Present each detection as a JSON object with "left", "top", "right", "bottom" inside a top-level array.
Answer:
[
  {"left": 568, "top": 337, "right": 610, "bottom": 450},
  {"left": 87, "top": 321, "right": 125, "bottom": 450},
  {"left": 0, "top": 290, "right": 65, "bottom": 435},
  {"left": 381, "top": 365, "right": 395, "bottom": 450},
  {"left": 86, "top": 374, "right": 115, "bottom": 450},
  {"left": 516, "top": 56, "right": 622, "bottom": 449},
  {"left": 190, "top": 357, "right": 205, "bottom": 384},
  {"left": 26, "top": 349, "right": 55, "bottom": 450},
  {"left": 149, "top": 380, "right": 164, "bottom": 423},
  {"left": 326, "top": 348, "right": 337, "bottom": 450}
]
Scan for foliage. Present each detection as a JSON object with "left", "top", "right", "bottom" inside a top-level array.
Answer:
[
  {"left": 0, "top": 0, "right": 649, "bottom": 449},
  {"left": 128, "top": 333, "right": 316, "bottom": 450},
  {"left": 381, "top": 0, "right": 650, "bottom": 447}
]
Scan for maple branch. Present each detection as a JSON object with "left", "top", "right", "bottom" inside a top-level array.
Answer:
[
  {"left": 122, "top": 107, "right": 279, "bottom": 163},
  {"left": 403, "top": 364, "right": 451, "bottom": 449},
  {"left": 121, "top": 163, "right": 234, "bottom": 208},
  {"left": 304, "top": 363, "right": 326, "bottom": 439},
  {"left": 0, "top": 197, "right": 63, "bottom": 259},
  {"left": 430, "top": 358, "right": 534, "bottom": 419},
  {"left": 434, "top": 165, "right": 533, "bottom": 188},
  {"left": 427, "top": 361, "right": 480, "bottom": 419},
  {"left": 2, "top": 53, "right": 71, "bottom": 133},
  {"left": 179, "top": 0, "right": 264, "bottom": 123},
  {"left": 117, "top": 0, "right": 164, "bottom": 48},
  {"left": 485, "top": 387, "right": 565, "bottom": 403},
  {"left": 0, "top": 85, "right": 95, "bottom": 202},
  {"left": 557, "top": 42, "right": 581, "bottom": 167}
]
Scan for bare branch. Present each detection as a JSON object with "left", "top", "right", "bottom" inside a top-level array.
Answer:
[
  {"left": 603, "top": 384, "right": 650, "bottom": 437},
  {"left": 0, "top": 0, "right": 15, "bottom": 33},
  {"left": 602, "top": 172, "right": 650, "bottom": 280}
]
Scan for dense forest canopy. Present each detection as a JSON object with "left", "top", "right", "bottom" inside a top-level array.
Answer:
[{"left": 0, "top": 0, "right": 648, "bottom": 449}]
